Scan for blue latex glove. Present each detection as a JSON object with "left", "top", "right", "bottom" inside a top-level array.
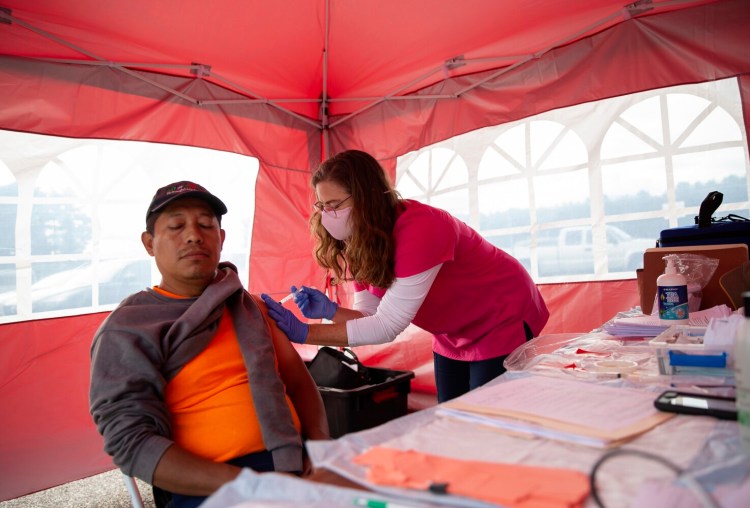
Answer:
[
  {"left": 260, "top": 293, "right": 309, "bottom": 344},
  {"left": 291, "top": 285, "right": 338, "bottom": 320}
]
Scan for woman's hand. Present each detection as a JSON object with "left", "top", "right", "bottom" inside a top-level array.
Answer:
[
  {"left": 260, "top": 294, "right": 309, "bottom": 344},
  {"left": 292, "top": 285, "right": 338, "bottom": 320}
]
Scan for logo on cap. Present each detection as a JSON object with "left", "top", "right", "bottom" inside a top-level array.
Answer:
[
  {"left": 164, "top": 182, "right": 203, "bottom": 196},
  {"left": 146, "top": 180, "right": 228, "bottom": 221}
]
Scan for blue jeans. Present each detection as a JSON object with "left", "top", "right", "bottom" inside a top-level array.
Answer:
[{"left": 433, "top": 322, "right": 533, "bottom": 403}]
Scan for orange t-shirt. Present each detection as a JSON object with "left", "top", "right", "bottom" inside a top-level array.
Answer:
[{"left": 157, "top": 287, "right": 301, "bottom": 462}]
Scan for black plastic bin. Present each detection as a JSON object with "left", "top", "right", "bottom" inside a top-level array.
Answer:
[{"left": 306, "top": 347, "right": 415, "bottom": 438}]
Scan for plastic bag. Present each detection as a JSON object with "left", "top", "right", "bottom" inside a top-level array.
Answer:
[
  {"left": 307, "top": 346, "right": 372, "bottom": 389},
  {"left": 650, "top": 253, "right": 720, "bottom": 314}
]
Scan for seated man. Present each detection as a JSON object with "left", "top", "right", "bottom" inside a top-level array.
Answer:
[{"left": 89, "top": 181, "right": 329, "bottom": 508}]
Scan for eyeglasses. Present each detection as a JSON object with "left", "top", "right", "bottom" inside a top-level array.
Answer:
[{"left": 312, "top": 195, "right": 351, "bottom": 217}]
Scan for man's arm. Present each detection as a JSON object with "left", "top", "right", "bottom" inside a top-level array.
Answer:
[
  {"left": 255, "top": 297, "right": 330, "bottom": 442},
  {"left": 273, "top": 325, "right": 331, "bottom": 441},
  {"left": 151, "top": 445, "right": 241, "bottom": 496}
]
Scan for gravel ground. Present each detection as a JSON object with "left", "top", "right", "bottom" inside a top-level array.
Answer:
[{"left": 0, "top": 470, "right": 156, "bottom": 508}]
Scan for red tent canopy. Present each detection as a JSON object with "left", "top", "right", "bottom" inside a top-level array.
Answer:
[{"left": 1, "top": 0, "right": 749, "bottom": 499}]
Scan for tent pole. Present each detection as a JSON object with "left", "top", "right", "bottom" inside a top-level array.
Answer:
[
  {"left": 322, "top": 128, "right": 330, "bottom": 160},
  {"left": 320, "top": 0, "right": 331, "bottom": 160}
]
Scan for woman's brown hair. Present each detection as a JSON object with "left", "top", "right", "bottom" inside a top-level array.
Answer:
[{"left": 310, "top": 150, "right": 402, "bottom": 288}]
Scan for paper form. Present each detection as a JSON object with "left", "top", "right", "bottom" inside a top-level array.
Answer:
[
  {"left": 444, "top": 374, "right": 672, "bottom": 445},
  {"left": 603, "top": 305, "right": 735, "bottom": 337},
  {"left": 436, "top": 407, "right": 611, "bottom": 447}
]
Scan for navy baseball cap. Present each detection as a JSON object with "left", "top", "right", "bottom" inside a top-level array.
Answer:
[{"left": 146, "top": 181, "right": 227, "bottom": 223}]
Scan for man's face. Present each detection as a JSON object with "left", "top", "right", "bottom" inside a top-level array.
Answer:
[{"left": 141, "top": 197, "right": 226, "bottom": 296}]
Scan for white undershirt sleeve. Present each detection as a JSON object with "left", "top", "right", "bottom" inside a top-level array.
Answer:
[
  {"left": 347, "top": 264, "right": 442, "bottom": 346},
  {"left": 352, "top": 288, "right": 381, "bottom": 316}
]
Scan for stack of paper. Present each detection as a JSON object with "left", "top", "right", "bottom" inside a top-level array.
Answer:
[
  {"left": 602, "top": 305, "right": 734, "bottom": 337},
  {"left": 441, "top": 374, "right": 673, "bottom": 448}
]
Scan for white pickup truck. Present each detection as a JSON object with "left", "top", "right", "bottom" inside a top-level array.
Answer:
[{"left": 512, "top": 225, "right": 655, "bottom": 276}]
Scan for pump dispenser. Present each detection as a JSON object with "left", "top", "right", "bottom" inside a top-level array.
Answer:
[{"left": 657, "top": 254, "right": 689, "bottom": 325}]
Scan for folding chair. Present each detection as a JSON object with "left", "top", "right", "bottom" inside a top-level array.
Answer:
[{"left": 121, "top": 472, "right": 145, "bottom": 508}]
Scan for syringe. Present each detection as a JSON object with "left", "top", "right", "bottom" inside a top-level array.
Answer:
[{"left": 279, "top": 287, "right": 302, "bottom": 304}]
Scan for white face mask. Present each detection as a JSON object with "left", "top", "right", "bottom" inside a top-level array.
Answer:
[{"left": 321, "top": 206, "right": 353, "bottom": 240}]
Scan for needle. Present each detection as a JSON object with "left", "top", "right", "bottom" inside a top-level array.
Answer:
[{"left": 279, "top": 287, "right": 301, "bottom": 304}]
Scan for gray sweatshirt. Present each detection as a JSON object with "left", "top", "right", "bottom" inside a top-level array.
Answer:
[{"left": 89, "top": 263, "right": 303, "bottom": 483}]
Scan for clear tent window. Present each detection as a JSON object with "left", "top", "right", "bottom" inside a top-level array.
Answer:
[
  {"left": 396, "top": 78, "right": 749, "bottom": 282},
  {"left": 0, "top": 136, "right": 257, "bottom": 323}
]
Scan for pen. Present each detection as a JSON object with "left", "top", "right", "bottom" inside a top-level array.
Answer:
[
  {"left": 353, "top": 498, "right": 414, "bottom": 508},
  {"left": 279, "top": 287, "right": 302, "bottom": 304}
]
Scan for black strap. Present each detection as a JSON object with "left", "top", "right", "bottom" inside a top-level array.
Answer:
[
  {"left": 696, "top": 191, "right": 723, "bottom": 228},
  {"left": 718, "top": 213, "right": 750, "bottom": 223}
]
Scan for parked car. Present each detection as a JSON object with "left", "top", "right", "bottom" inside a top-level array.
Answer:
[
  {"left": 512, "top": 225, "right": 655, "bottom": 276},
  {"left": 0, "top": 258, "right": 151, "bottom": 316}
]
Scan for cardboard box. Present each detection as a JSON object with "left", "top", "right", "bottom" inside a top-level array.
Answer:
[{"left": 637, "top": 243, "right": 748, "bottom": 314}]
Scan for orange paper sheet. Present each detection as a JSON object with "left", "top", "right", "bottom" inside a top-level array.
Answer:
[{"left": 354, "top": 447, "right": 590, "bottom": 507}]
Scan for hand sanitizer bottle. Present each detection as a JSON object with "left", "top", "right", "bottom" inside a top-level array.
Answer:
[
  {"left": 657, "top": 254, "right": 688, "bottom": 325},
  {"left": 737, "top": 291, "right": 750, "bottom": 453}
]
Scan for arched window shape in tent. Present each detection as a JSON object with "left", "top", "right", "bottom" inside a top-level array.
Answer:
[
  {"left": 475, "top": 120, "right": 591, "bottom": 277},
  {"left": 528, "top": 121, "right": 590, "bottom": 223},
  {"left": 397, "top": 148, "right": 470, "bottom": 223},
  {"left": 600, "top": 82, "right": 748, "bottom": 264},
  {"left": 670, "top": 93, "right": 747, "bottom": 221},
  {"left": 396, "top": 78, "right": 749, "bottom": 283},
  {"left": 0, "top": 131, "right": 258, "bottom": 324},
  {"left": 0, "top": 162, "right": 18, "bottom": 307}
]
